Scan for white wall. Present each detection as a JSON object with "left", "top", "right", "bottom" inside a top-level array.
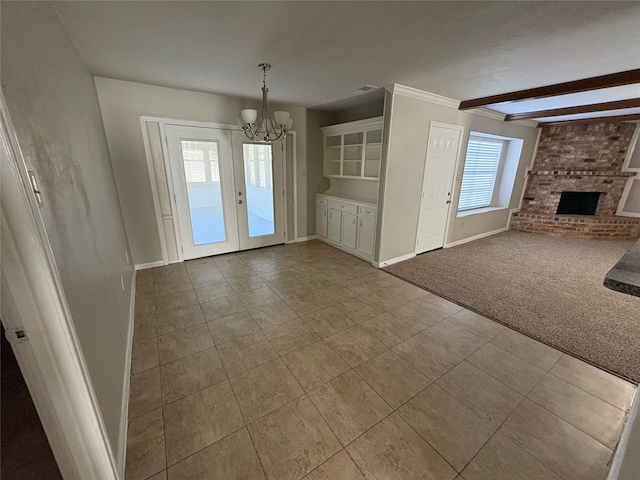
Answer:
[
  {"left": 378, "top": 89, "right": 539, "bottom": 263},
  {"left": 1, "top": 0, "right": 133, "bottom": 458},
  {"left": 94, "top": 77, "right": 315, "bottom": 265}
]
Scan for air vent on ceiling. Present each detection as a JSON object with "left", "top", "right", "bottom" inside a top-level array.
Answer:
[{"left": 352, "top": 85, "right": 378, "bottom": 95}]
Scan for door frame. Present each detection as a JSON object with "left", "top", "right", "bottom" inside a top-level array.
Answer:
[
  {"left": 1, "top": 93, "right": 120, "bottom": 478},
  {"left": 140, "top": 116, "right": 294, "bottom": 265},
  {"left": 414, "top": 121, "right": 465, "bottom": 255}
]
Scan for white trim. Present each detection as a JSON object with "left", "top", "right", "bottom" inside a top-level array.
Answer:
[
  {"left": 621, "top": 124, "right": 640, "bottom": 172},
  {"left": 607, "top": 388, "right": 639, "bottom": 480},
  {"left": 135, "top": 261, "right": 165, "bottom": 271},
  {"left": 390, "top": 84, "right": 460, "bottom": 109},
  {"left": 507, "top": 207, "right": 521, "bottom": 228},
  {"left": 116, "top": 272, "right": 136, "bottom": 476},
  {"left": 444, "top": 225, "right": 509, "bottom": 248},
  {"left": 1, "top": 93, "right": 119, "bottom": 478},
  {"left": 140, "top": 115, "right": 239, "bottom": 132},
  {"left": 291, "top": 131, "right": 298, "bottom": 242},
  {"left": 295, "top": 235, "right": 317, "bottom": 242},
  {"left": 320, "top": 116, "right": 384, "bottom": 136},
  {"left": 616, "top": 177, "right": 640, "bottom": 218},
  {"left": 375, "top": 90, "right": 395, "bottom": 264},
  {"left": 467, "top": 107, "right": 505, "bottom": 122},
  {"left": 456, "top": 206, "right": 509, "bottom": 218},
  {"left": 511, "top": 118, "right": 539, "bottom": 128},
  {"left": 377, "top": 252, "right": 416, "bottom": 268}
]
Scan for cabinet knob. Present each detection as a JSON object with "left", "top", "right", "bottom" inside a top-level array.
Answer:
[
  {"left": 353, "top": 218, "right": 356, "bottom": 224},
  {"left": 360, "top": 220, "right": 363, "bottom": 227}
]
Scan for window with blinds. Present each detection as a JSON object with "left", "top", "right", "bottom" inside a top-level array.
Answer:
[{"left": 458, "top": 136, "right": 504, "bottom": 211}]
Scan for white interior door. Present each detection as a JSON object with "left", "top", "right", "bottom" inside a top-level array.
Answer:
[
  {"left": 415, "top": 123, "right": 463, "bottom": 254},
  {"left": 167, "top": 124, "right": 285, "bottom": 260}
]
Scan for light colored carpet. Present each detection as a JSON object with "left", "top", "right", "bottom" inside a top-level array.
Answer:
[{"left": 384, "top": 230, "right": 640, "bottom": 383}]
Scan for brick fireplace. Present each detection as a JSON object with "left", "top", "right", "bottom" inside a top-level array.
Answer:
[{"left": 511, "top": 123, "right": 640, "bottom": 240}]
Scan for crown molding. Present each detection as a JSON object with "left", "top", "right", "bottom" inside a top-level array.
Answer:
[
  {"left": 511, "top": 118, "right": 539, "bottom": 128},
  {"left": 390, "top": 84, "right": 460, "bottom": 109}
]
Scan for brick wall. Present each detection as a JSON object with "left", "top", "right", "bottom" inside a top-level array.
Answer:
[{"left": 511, "top": 122, "right": 640, "bottom": 240}]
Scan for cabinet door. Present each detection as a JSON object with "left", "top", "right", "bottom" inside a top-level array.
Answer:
[
  {"left": 316, "top": 204, "right": 328, "bottom": 238},
  {"left": 328, "top": 209, "right": 342, "bottom": 244},
  {"left": 356, "top": 216, "right": 376, "bottom": 258},
  {"left": 341, "top": 212, "right": 357, "bottom": 250}
]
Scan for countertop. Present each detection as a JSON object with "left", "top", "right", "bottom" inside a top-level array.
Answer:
[
  {"left": 317, "top": 193, "right": 378, "bottom": 208},
  {"left": 604, "top": 239, "right": 640, "bottom": 297}
]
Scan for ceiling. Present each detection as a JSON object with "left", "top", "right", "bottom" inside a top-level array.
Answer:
[{"left": 52, "top": 1, "right": 640, "bottom": 120}]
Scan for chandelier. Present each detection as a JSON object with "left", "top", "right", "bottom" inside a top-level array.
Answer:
[{"left": 238, "top": 63, "right": 292, "bottom": 144}]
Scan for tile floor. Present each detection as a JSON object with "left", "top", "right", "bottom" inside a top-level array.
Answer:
[{"left": 126, "top": 240, "right": 637, "bottom": 480}]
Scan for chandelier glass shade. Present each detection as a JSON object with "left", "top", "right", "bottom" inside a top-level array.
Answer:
[{"left": 238, "top": 63, "right": 292, "bottom": 144}]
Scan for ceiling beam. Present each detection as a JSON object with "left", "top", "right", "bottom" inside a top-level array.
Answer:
[
  {"left": 459, "top": 69, "right": 640, "bottom": 110},
  {"left": 505, "top": 98, "right": 640, "bottom": 121},
  {"left": 539, "top": 113, "right": 640, "bottom": 127}
]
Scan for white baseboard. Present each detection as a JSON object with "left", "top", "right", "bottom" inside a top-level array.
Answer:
[
  {"left": 134, "top": 261, "right": 164, "bottom": 271},
  {"left": 295, "top": 235, "right": 317, "bottom": 242},
  {"left": 117, "top": 269, "right": 136, "bottom": 477},
  {"left": 444, "top": 226, "right": 509, "bottom": 249},
  {"left": 377, "top": 252, "right": 416, "bottom": 268},
  {"left": 607, "top": 388, "right": 640, "bottom": 480}
]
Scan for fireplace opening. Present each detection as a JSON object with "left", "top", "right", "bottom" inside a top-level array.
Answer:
[{"left": 556, "top": 191, "right": 601, "bottom": 215}]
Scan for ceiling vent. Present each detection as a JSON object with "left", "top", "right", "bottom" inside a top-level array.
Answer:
[{"left": 352, "top": 85, "right": 378, "bottom": 95}]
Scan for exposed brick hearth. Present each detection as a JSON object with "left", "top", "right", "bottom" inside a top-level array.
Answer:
[{"left": 511, "top": 123, "right": 640, "bottom": 240}]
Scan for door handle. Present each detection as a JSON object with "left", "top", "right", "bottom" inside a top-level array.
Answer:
[{"left": 238, "top": 199, "right": 243, "bottom": 204}]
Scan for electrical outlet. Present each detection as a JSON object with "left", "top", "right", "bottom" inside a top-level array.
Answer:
[{"left": 120, "top": 275, "right": 125, "bottom": 291}]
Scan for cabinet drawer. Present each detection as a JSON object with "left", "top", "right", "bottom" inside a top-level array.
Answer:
[
  {"left": 316, "top": 196, "right": 328, "bottom": 206},
  {"left": 358, "top": 205, "right": 377, "bottom": 216},
  {"left": 328, "top": 199, "right": 357, "bottom": 214}
]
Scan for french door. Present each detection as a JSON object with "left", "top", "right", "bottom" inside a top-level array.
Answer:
[{"left": 166, "top": 125, "right": 285, "bottom": 260}]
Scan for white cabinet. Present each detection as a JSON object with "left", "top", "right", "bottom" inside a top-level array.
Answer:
[
  {"left": 316, "top": 194, "right": 377, "bottom": 262},
  {"left": 321, "top": 117, "right": 383, "bottom": 181}
]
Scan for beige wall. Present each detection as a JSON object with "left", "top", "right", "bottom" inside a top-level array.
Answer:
[
  {"left": 94, "top": 77, "right": 316, "bottom": 265},
  {"left": 378, "top": 91, "right": 538, "bottom": 263},
  {"left": 1, "top": 1, "right": 133, "bottom": 455}
]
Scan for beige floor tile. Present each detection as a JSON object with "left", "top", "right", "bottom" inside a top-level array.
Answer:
[
  {"left": 155, "top": 290, "right": 198, "bottom": 314},
  {"left": 134, "top": 314, "right": 157, "bottom": 340},
  {"left": 345, "top": 277, "right": 384, "bottom": 296},
  {"left": 219, "top": 264, "right": 256, "bottom": 281},
  {"left": 129, "top": 367, "right": 162, "bottom": 419},
  {"left": 491, "top": 329, "right": 562, "bottom": 371},
  {"left": 249, "top": 261, "right": 280, "bottom": 275},
  {"left": 135, "top": 270, "right": 155, "bottom": 294},
  {"left": 447, "top": 309, "right": 506, "bottom": 341},
  {"left": 160, "top": 347, "right": 226, "bottom": 404},
  {"left": 249, "top": 299, "right": 299, "bottom": 329},
  {"left": 316, "top": 284, "right": 359, "bottom": 305},
  {"left": 436, "top": 362, "right": 524, "bottom": 428},
  {"left": 528, "top": 374, "right": 625, "bottom": 449},
  {"left": 248, "top": 396, "right": 341, "bottom": 480},
  {"left": 500, "top": 399, "right": 612, "bottom": 480},
  {"left": 164, "top": 380, "right": 244, "bottom": 466},
  {"left": 283, "top": 341, "right": 350, "bottom": 391},
  {"left": 303, "top": 450, "right": 365, "bottom": 480},
  {"left": 366, "top": 270, "right": 407, "bottom": 288},
  {"left": 389, "top": 301, "right": 444, "bottom": 330},
  {"left": 238, "top": 286, "right": 281, "bottom": 309},
  {"left": 217, "top": 331, "right": 280, "bottom": 377},
  {"left": 269, "top": 278, "right": 312, "bottom": 297},
  {"left": 462, "top": 432, "right": 562, "bottom": 480},
  {"left": 263, "top": 319, "right": 322, "bottom": 355},
  {"left": 259, "top": 270, "right": 297, "bottom": 285},
  {"left": 158, "top": 323, "right": 214, "bottom": 365},
  {"left": 399, "top": 384, "right": 495, "bottom": 472},
  {"left": 424, "top": 321, "right": 487, "bottom": 358},
  {"left": 184, "top": 258, "right": 218, "bottom": 278},
  {"left": 392, "top": 333, "right": 463, "bottom": 381},
  {"left": 156, "top": 304, "right": 205, "bottom": 336},
  {"left": 283, "top": 291, "right": 331, "bottom": 316},
  {"left": 230, "top": 358, "right": 304, "bottom": 423},
  {"left": 549, "top": 354, "right": 636, "bottom": 411},
  {"left": 229, "top": 275, "right": 267, "bottom": 293},
  {"left": 361, "top": 290, "right": 407, "bottom": 311},
  {"left": 413, "top": 292, "right": 463, "bottom": 318},
  {"left": 302, "top": 307, "right": 355, "bottom": 338},
  {"left": 304, "top": 274, "right": 340, "bottom": 291},
  {"left": 153, "top": 263, "right": 186, "bottom": 280},
  {"left": 189, "top": 271, "right": 227, "bottom": 289},
  {"left": 324, "top": 325, "right": 387, "bottom": 367},
  {"left": 323, "top": 265, "right": 361, "bottom": 283},
  {"left": 125, "top": 408, "right": 165, "bottom": 480},
  {"left": 154, "top": 276, "right": 193, "bottom": 298},
  {"left": 146, "top": 471, "right": 167, "bottom": 480},
  {"left": 308, "top": 370, "right": 392, "bottom": 445},
  {"left": 332, "top": 296, "right": 386, "bottom": 323},
  {"left": 388, "top": 281, "right": 430, "bottom": 301},
  {"left": 361, "top": 312, "right": 421, "bottom": 347},
  {"left": 131, "top": 336, "right": 159, "bottom": 374},
  {"left": 200, "top": 294, "right": 247, "bottom": 321},
  {"left": 467, "top": 343, "right": 546, "bottom": 395},
  {"left": 167, "top": 428, "right": 265, "bottom": 480},
  {"left": 355, "top": 351, "right": 431, "bottom": 409},
  {"left": 346, "top": 412, "right": 457, "bottom": 480},
  {"left": 207, "top": 311, "right": 261, "bottom": 345},
  {"left": 135, "top": 291, "right": 156, "bottom": 317},
  {"left": 195, "top": 282, "right": 235, "bottom": 303}
]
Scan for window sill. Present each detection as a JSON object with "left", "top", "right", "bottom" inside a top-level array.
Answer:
[{"left": 456, "top": 206, "right": 508, "bottom": 218}]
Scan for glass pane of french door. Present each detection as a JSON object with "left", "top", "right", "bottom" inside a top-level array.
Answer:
[
  {"left": 181, "top": 140, "right": 227, "bottom": 245},
  {"left": 242, "top": 143, "right": 276, "bottom": 237}
]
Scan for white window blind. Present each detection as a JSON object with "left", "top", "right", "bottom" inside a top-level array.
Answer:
[{"left": 458, "top": 136, "right": 504, "bottom": 211}]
